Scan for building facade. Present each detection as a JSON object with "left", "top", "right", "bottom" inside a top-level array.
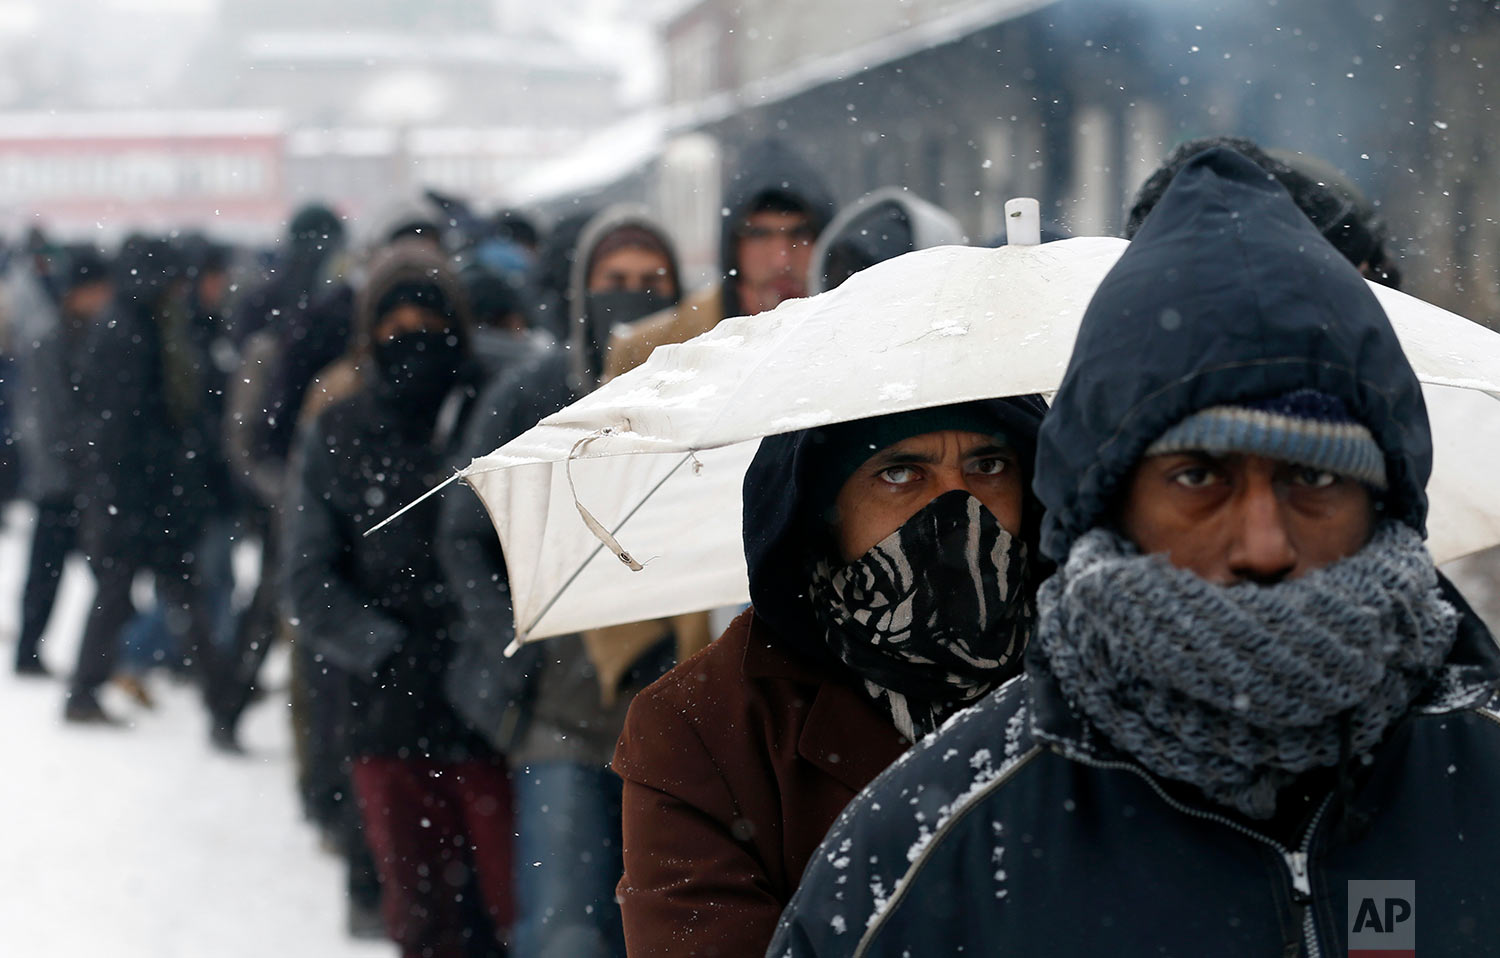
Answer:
[{"left": 528, "top": 0, "right": 1497, "bottom": 328}]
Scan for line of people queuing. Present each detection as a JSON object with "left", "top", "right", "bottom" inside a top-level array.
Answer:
[{"left": 5, "top": 130, "right": 1496, "bottom": 958}]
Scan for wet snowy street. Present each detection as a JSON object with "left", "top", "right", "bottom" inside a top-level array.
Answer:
[{"left": 0, "top": 504, "right": 393, "bottom": 958}]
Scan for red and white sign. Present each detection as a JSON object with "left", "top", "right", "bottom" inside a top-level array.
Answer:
[{"left": 0, "top": 111, "right": 286, "bottom": 238}]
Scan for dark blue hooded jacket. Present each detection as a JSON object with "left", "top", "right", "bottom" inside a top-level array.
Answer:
[
  {"left": 769, "top": 149, "right": 1500, "bottom": 957},
  {"left": 1036, "top": 148, "right": 1429, "bottom": 562}
]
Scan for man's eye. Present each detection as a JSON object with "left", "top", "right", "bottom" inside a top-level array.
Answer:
[
  {"left": 969, "top": 457, "right": 1008, "bottom": 476},
  {"left": 1293, "top": 467, "right": 1339, "bottom": 489},
  {"left": 1171, "top": 467, "right": 1218, "bottom": 488},
  {"left": 879, "top": 465, "right": 919, "bottom": 485}
]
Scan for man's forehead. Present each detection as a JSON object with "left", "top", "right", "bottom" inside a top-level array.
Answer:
[
  {"left": 1142, "top": 449, "right": 1329, "bottom": 472},
  {"left": 875, "top": 430, "right": 1012, "bottom": 459},
  {"left": 743, "top": 210, "right": 810, "bottom": 228}
]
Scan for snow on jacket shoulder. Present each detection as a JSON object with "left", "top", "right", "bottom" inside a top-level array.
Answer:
[{"left": 769, "top": 594, "right": 1500, "bottom": 957}]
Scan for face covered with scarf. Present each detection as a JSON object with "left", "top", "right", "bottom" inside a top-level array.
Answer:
[
  {"left": 804, "top": 407, "right": 1041, "bottom": 741},
  {"left": 370, "top": 280, "right": 466, "bottom": 414},
  {"left": 1035, "top": 390, "right": 1459, "bottom": 819}
]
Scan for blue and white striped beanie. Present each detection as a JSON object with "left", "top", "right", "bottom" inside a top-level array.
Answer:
[{"left": 1143, "top": 389, "right": 1388, "bottom": 490}]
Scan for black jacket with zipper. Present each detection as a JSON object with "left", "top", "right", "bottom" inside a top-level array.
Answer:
[
  {"left": 770, "top": 583, "right": 1500, "bottom": 957},
  {"left": 771, "top": 146, "right": 1500, "bottom": 958}
]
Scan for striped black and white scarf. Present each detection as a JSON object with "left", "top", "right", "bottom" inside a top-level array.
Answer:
[{"left": 809, "top": 491, "right": 1034, "bottom": 741}]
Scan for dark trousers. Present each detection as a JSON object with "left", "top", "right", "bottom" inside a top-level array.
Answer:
[
  {"left": 511, "top": 762, "right": 626, "bottom": 958},
  {"left": 207, "top": 522, "right": 280, "bottom": 733},
  {"left": 344, "top": 802, "right": 385, "bottom": 917},
  {"left": 353, "top": 755, "right": 515, "bottom": 958},
  {"left": 289, "top": 640, "right": 385, "bottom": 923},
  {"left": 17, "top": 497, "right": 79, "bottom": 667},
  {"left": 71, "top": 551, "right": 214, "bottom": 699},
  {"left": 293, "top": 638, "right": 356, "bottom": 828}
]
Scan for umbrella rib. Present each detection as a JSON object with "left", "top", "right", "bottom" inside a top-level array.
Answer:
[{"left": 519, "top": 450, "right": 697, "bottom": 640}]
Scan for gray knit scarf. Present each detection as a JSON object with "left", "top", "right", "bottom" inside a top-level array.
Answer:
[{"left": 1035, "top": 521, "right": 1459, "bottom": 820}]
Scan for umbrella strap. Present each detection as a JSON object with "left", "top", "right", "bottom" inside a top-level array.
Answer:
[
  {"left": 567, "top": 429, "right": 646, "bottom": 572},
  {"left": 510, "top": 444, "right": 702, "bottom": 651}
]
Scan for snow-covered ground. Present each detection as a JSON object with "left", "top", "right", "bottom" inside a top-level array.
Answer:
[{"left": 0, "top": 503, "right": 394, "bottom": 958}]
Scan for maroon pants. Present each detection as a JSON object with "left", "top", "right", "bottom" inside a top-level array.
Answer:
[{"left": 353, "top": 756, "right": 515, "bottom": 958}]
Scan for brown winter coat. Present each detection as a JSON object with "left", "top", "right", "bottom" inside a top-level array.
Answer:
[
  {"left": 612, "top": 609, "right": 908, "bottom": 957},
  {"left": 601, "top": 284, "right": 724, "bottom": 384}
]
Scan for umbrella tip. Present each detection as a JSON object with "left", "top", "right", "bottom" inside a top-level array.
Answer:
[{"left": 1004, "top": 198, "right": 1041, "bottom": 246}]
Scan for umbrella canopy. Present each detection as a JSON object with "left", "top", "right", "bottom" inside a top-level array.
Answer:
[{"left": 462, "top": 237, "right": 1500, "bottom": 643}]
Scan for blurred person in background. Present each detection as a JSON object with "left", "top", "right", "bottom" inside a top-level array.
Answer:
[
  {"left": 283, "top": 239, "right": 512, "bottom": 958},
  {"left": 426, "top": 189, "right": 539, "bottom": 299},
  {"left": 603, "top": 139, "right": 836, "bottom": 379},
  {"left": 439, "top": 204, "right": 689, "bottom": 958},
  {"left": 218, "top": 205, "right": 349, "bottom": 753},
  {"left": 225, "top": 204, "right": 348, "bottom": 512},
  {"left": 806, "top": 186, "right": 965, "bottom": 294},
  {"left": 0, "top": 228, "right": 63, "bottom": 512},
  {"left": 490, "top": 208, "right": 542, "bottom": 261},
  {"left": 463, "top": 267, "right": 541, "bottom": 383},
  {"left": 270, "top": 203, "right": 453, "bottom": 938},
  {"left": 109, "top": 234, "right": 242, "bottom": 711},
  {"left": 522, "top": 209, "right": 594, "bottom": 342},
  {"left": 66, "top": 236, "right": 219, "bottom": 724},
  {"left": 10, "top": 245, "right": 112, "bottom": 676},
  {"left": 227, "top": 203, "right": 345, "bottom": 347},
  {"left": 294, "top": 199, "right": 447, "bottom": 412},
  {"left": 177, "top": 237, "right": 242, "bottom": 656}
]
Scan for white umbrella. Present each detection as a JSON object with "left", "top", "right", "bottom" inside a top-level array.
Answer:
[{"left": 457, "top": 208, "right": 1500, "bottom": 644}]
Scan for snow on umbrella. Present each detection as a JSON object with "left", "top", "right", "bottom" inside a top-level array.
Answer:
[{"left": 453, "top": 203, "right": 1500, "bottom": 644}]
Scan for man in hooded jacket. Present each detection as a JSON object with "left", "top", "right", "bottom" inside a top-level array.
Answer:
[
  {"left": 602, "top": 139, "right": 836, "bottom": 379},
  {"left": 771, "top": 148, "right": 1500, "bottom": 956},
  {"left": 282, "top": 239, "right": 512, "bottom": 958},
  {"left": 66, "top": 236, "right": 219, "bottom": 723},
  {"left": 805, "top": 187, "right": 965, "bottom": 295},
  {"left": 438, "top": 205, "right": 694, "bottom": 958},
  {"left": 12, "top": 245, "right": 111, "bottom": 676},
  {"left": 613, "top": 395, "right": 1047, "bottom": 957},
  {"left": 218, "top": 204, "right": 347, "bottom": 752}
]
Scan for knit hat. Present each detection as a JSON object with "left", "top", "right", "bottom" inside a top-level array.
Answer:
[
  {"left": 1033, "top": 147, "right": 1429, "bottom": 563},
  {"left": 289, "top": 203, "right": 343, "bottom": 246},
  {"left": 1144, "top": 389, "right": 1388, "bottom": 490},
  {"left": 587, "top": 224, "right": 674, "bottom": 274},
  {"left": 374, "top": 279, "right": 457, "bottom": 326}
]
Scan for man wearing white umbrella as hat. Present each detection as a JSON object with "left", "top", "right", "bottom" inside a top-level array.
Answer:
[{"left": 772, "top": 148, "right": 1500, "bottom": 956}]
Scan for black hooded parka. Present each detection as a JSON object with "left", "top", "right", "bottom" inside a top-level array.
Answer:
[{"left": 770, "top": 149, "right": 1500, "bottom": 957}]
